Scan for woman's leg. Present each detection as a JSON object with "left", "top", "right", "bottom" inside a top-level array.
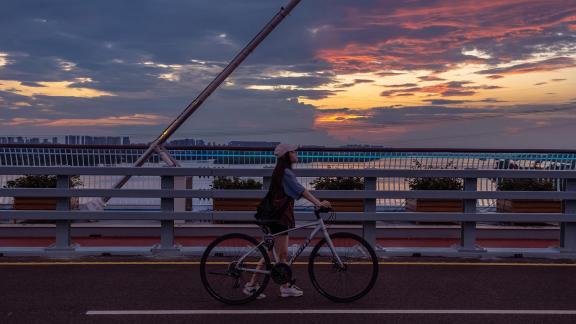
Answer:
[
  {"left": 247, "top": 235, "right": 287, "bottom": 286},
  {"left": 247, "top": 256, "right": 266, "bottom": 286},
  {"left": 273, "top": 234, "right": 290, "bottom": 288}
]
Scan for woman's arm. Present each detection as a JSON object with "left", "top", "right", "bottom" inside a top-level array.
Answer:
[{"left": 301, "top": 189, "right": 331, "bottom": 208}]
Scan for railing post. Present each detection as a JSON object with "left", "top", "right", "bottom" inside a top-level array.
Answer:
[
  {"left": 560, "top": 178, "right": 576, "bottom": 252},
  {"left": 363, "top": 177, "right": 377, "bottom": 248},
  {"left": 458, "top": 177, "right": 484, "bottom": 252},
  {"left": 46, "top": 174, "right": 76, "bottom": 253},
  {"left": 173, "top": 176, "right": 187, "bottom": 224},
  {"left": 152, "top": 175, "right": 181, "bottom": 255},
  {"left": 185, "top": 176, "right": 193, "bottom": 212}
]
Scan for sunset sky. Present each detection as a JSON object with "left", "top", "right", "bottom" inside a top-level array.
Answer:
[{"left": 0, "top": 0, "right": 575, "bottom": 148}]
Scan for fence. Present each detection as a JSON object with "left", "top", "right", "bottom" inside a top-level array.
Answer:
[
  {"left": 1, "top": 166, "right": 575, "bottom": 258},
  {"left": 2, "top": 144, "right": 575, "bottom": 210}
]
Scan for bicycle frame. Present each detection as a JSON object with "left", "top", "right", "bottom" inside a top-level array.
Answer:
[{"left": 236, "top": 216, "right": 345, "bottom": 275}]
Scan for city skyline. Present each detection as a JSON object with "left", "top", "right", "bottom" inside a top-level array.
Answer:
[
  {"left": 0, "top": 0, "right": 575, "bottom": 148},
  {"left": 0, "top": 135, "right": 275, "bottom": 147}
]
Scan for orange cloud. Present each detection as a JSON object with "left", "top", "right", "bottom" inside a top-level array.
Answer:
[
  {"left": 0, "top": 80, "right": 114, "bottom": 98},
  {"left": 315, "top": 113, "right": 366, "bottom": 125},
  {"left": 316, "top": 0, "right": 576, "bottom": 73}
]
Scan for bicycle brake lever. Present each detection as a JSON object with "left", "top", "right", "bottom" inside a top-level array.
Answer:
[{"left": 315, "top": 206, "right": 333, "bottom": 213}]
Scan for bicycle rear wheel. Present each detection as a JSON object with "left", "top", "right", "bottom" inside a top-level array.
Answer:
[
  {"left": 308, "top": 232, "right": 379, "bottom": 303},
  {"left": 200, "top": 233, "right": 271, "bottom": 305}
]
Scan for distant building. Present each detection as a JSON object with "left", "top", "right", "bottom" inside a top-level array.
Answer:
[
  {"left": 168, "top": 138, "right": 206, "bottom": 146},
  {"left": 340, "top": 144, "right": 385, "bottom": 148},
  {"left": 0, "top": 137, "right": 16, "bottom": 143},
  {"left": 63, "top": 135, "right": 127, "bottom": 145},
  {"left": 65, "top": 135, "right": 81, "bottom": 145},
  {"left": 228, "top": 141, "right": 280, "bottom": 147}
]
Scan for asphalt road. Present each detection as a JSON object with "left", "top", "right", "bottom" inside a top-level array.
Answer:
[{"left": 1, "top": 257, "right": 575, "bottom": 324}]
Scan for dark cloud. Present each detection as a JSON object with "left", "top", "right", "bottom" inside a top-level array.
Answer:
[
  {"left": 424, "top": 99, "right": 472, "bottom": 105},
  {"left": 476, "top": 57, "right": 576, "bottom": 75},
  {"left": 442, "top": 90, "right": 476, "bottom": 97},
  {"left": 551, "top": 78, "right": 566, "bottom": 82},
  {"left": 353, "top": 79, "right": 374, "bottom": 84},
  {"left": 479, "top": 98, "right": 507, "bottom": 103},
  {"left": 534, "top": 82, "right": 547, "bottom": 86},
  {"left": 418, "top": 75, "right": 446, "bottom": 82},
  {"left": 316, "top": 108, "right": 352, "bottom": 114},
  {"left": 381, "top": 80, "right": 500, "bottom": 97},
  {"left": 486, "top": 75, "right": 504, "bottom": 80},
  {"left": 20, "top": 81, "right": 46, "bottom": 87},
  {"left": 335, "top": 78, "right": 375, "bottom": 88},
  {"left": 345, "top": 104, "right": 576, "bottom": 131},
  {"left": 481, "top": 85, "right": 503, "bottom": 90},
  {"left": 382, "top": 83, "right": 418, "bottom": 88},
  {"left": 376, "top": 72, "right": 405, "bottom": 77},
  {"left": 237, "top": 75, "right": 336, "bottom": 88}
]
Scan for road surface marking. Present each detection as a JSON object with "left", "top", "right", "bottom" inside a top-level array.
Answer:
[
  {"left": 86, "top": 309, "right": 576, "bottom": 315},
  {"left": 1, "top": 261, "right": 575, "bottom": 267}
]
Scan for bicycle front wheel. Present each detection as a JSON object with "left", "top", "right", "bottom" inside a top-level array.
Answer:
[
  {"left": 200, "top": 233, "right": 271, "bottom": 305},
  {"left": 308, "top": 232, "right": 379, "bottom": 303}
]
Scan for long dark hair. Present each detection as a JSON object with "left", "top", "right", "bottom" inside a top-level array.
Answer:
[{"left": 269, "top": 152, "right": 292, "bottom": 195}]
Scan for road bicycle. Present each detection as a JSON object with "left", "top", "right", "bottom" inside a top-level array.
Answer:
[{"left": 200, "top": 207, "right": 379, "bottom": 304}]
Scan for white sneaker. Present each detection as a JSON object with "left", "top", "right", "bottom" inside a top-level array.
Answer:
[
  {"left": 280, "top": 284, "right": 304, "bottom": 297},
  {"left": 243, "top": 283, "right": 266, "bottom": 299}
]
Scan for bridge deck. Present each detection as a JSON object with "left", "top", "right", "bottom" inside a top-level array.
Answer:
[{"left": 1, "top": 257, "right": 575, "bottom": 323}]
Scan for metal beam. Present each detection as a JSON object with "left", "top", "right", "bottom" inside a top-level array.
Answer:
[
  {"left": 108, "top": 0, "right": 304, "bottom": 199},
  {"left": 2, "top": 166, "right": 575, "bottom": 179}
]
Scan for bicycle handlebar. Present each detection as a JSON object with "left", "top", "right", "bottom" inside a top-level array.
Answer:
[{"left": 314, "top": 206, "right": 333, "bottom": 217}]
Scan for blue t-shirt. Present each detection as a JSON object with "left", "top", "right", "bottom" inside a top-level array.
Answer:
[{"left": 283, "top": 169, "right": 305, "bottom": 200}]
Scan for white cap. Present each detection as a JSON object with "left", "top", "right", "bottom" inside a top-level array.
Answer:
[{"left": 274, "top": 143, "right": 298, "bottom": 157}]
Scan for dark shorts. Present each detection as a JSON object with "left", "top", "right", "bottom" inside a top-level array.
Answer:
[{"left": 264, "top": 223, "right": 289, "bottom": 236}]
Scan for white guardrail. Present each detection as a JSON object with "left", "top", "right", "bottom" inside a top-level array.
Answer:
[{"left": 0, "top": 167, "right": 575, "bottom": 258}]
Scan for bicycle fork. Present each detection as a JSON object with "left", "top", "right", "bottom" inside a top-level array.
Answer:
[{"left": 320, "top": 223, "right": 346, "bottom": 269}]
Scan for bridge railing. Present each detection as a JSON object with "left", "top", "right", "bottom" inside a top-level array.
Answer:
[
  {"left": 0, "top": 166, "right": 575, "bottom": 257},
  {"left": 2, "top": 144, "right": 576, "bottom": 210}
]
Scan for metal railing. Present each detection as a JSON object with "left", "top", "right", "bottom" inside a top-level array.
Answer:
[
  {"left": 2, "top": 144, "right": 575, "bottom": 210},
  {"left": 0, "top": 166, "right": 575, "bottom": 258}
]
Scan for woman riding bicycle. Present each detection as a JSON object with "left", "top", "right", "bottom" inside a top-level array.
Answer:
[{"left": 244, "top": 143, "right": 331, "bottom": 299}]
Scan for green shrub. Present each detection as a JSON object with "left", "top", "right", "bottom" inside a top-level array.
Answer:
[
  {"left": 497, "top": 178, "right": 555, "bottom": 191},
  {"left": 311, "top": 177, "right": 364, "bottom": 190},
  {"left": 211, "top": 177, "right": 262, "bottom": 189},
  {"left": 5, "top": 175, "right": 82, "bottom": 188},
  {"left": 408, "top": 177, "right": 463, "bottom": 190},
  {"left": 407, "top": 160, "right": 463, "bottom": 190}
]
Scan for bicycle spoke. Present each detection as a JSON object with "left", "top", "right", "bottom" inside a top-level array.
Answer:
[
  {"left": 200, "top": 233, "right": 271, "bottom": 305},
  {"left": 208, "top": 271, "right": 233, "bottom": 277},
  {"left": 309, "top": 232, "right": 378, "bottom": 303}
]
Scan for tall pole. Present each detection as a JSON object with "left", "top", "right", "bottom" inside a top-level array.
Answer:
[{"left": 105, "top": 0, "right": 303, "bottom": 199}]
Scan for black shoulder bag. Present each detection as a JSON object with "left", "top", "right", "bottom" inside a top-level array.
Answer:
[{"left": 254, "top": 192, "right": 290, "bottom": 225}]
